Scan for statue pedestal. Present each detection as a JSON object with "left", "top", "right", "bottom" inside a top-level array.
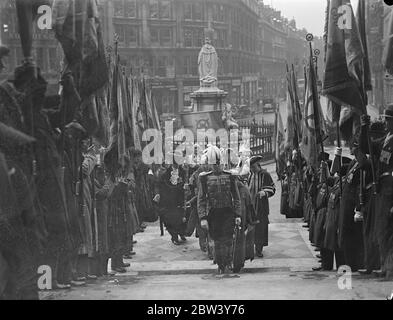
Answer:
[
  {"left": 190, "top": 87, "right": 228, "bottom": 112},
  {"left": 180, "top": 86, "right": 228, "bottom": 135}
]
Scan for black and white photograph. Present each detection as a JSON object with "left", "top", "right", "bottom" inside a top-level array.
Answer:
[{"left": 0, "top": 0, "right": 393, "bottom": 304}]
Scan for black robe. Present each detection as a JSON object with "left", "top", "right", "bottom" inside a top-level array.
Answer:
[
  {"left": 248, "top": 169, "right": 275, "bottom": 251},
  {"left": 156, "top": 166, "right": 186, "bottom": 238}
]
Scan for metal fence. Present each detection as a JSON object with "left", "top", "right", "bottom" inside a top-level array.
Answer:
[{"left": 238, "top": 120, "right": 275, "bottom": 161}]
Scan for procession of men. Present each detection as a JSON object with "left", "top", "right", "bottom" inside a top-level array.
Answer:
[{"left": 1, "top": 0, "right": 393, "bottom": 301}]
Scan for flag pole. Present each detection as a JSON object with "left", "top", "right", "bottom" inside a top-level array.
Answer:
[
  {"left": 307, "top": 39, "right": 325, "bottom": 157},
  {"left": 335, "top": 109, "right": 343, "bottom": 197}
]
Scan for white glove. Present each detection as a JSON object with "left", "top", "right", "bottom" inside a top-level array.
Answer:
[
  {"left": 354, "top": 211, "right": 363, "bottom": 223},
  {"left": 201, "top": 219, "right": 209, "bottom": 230},
  {"left": 153, "top": 194, "right": 160, "bottom": 203},
  {"left": 258, "top": 191, "right": 266, "bottom": 199}
]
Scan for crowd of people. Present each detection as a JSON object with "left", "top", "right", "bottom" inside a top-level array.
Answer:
[
  {"left": 279, "top": 107, "right": 393, "bottom": 280},
  {"left": 154, "top": 145, "right": 276, "bottom": 274}
]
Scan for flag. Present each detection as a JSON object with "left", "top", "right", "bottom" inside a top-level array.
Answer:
[
  {"left": 322, "top": 0, "right": 370, "bottom": 141},
  {"left": 284, "top": 89, "right": 296, "bottom": 150},
  {"left": 131, "top": 79, "right": 141, "bottom": 150},
  {"left": 53, "top": 0, "right": 109, "bottom": 97},
  {"left": 291, "top": 65, "right": 303, "bottom": 138},
  {"left": 275, "top": 107, "right": 285, "bottom": 177},
  {"left": 301, "top": 45, "right": 326, "bottom": 169},
  {"left": 105, "top": 52, "right": 134, "bottom": 173},
  {"left": 383, "top": 7, "right": 393, "bottom": 75},
  {"left": 322, "top": 0, "right": 365, "bottom": 113},
  {"left": 356, "top": 0, "right": 372, "bottom": 93},
  {"left": 284, "top": 64, "right": 301, "bottom": 150},
  {"left": 52, "top": 0, "right": 110, "bottom": 144}
]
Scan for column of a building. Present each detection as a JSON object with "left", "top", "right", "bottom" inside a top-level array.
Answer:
[{"left": 141, "top": 0, "right": 149, "bottom": 48}]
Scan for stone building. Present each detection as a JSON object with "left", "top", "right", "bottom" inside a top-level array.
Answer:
[
  {"left": 99, "top": 0, "right": 262, "bottom": 120},
  {"left": 0, "top": 0, "right": 314, "bottom": 119}
]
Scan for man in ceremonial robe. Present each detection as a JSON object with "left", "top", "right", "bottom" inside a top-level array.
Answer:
[
  {"left": 154, "top": 161, "right": 187, "bottom": 245},
  {"left": 248, "top": 156, "right": 275, "bottom": 258}
]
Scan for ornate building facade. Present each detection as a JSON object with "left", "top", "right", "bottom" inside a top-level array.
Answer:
[{"left": 0, "top": 0, "right": 314, "bottom": 119}]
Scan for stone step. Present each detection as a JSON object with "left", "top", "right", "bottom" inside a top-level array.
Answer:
[{"left": 112, "top": 257, "right": 317, "bottom": 277}]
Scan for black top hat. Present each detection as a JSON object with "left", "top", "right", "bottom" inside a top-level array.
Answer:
[
  {"left": 382, "top": 104, "right": 393, "bottom": 120},
  {"left": 250, "top": 155, "right": 263, "bottom": 166}
]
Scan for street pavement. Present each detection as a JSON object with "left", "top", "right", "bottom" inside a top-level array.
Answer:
[{"left": 41, "top": 156, "right": 393, "bottom": 300}]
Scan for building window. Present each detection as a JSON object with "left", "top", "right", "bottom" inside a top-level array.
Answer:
[
  {"left": 213, "top": 4, "right": 224, "bottom": 22},
  {"left": 184, "top": 3, "right": 192, "bottom": 19},
  {"left": 150, "top": 28, "right": 159, "bottom": 45},
  {"left": 149, "top": 0, "right": 159, "bottom": 19},
  {"left": 160, "top": 1, "right": 171, "bottom": 19},
  {"left": 156, "top": 56, "right": 167, "bottom": 77},
  {"left": 217, "top": 29, "right": 227, "bottom": 48},
  {"left": 113, "top": 0, "right": 124, "bottom": 17},
  {"left": 184, "top": 29, "right": 192, "bottom": 47},
  {"left": 149, "top": 0, "right": 171, "bottom": 19},
  {"left": 160, "top": 28, "right": 171, "bottom": 46},
  {"left": 125, "top": 0, "right": 137, "bottom": 18},
  {"left": 191, "top": 55, "right": 198, "bottom": 75},
  {"left": 193, "top": 29, "right": 204, "bottom": 48},
  {"left": 127, "top": 26, "right": 138, "bottom": 46},
  {"left": 193, "top": 3, "right": 203, "bottom": 20},
  {"left": 183, "top": 56, "right": 191, "bottom": 75},
  {"left": 150, "top": 28, "right": 171, "bottom": 47},
  {"left": 184, "top": 2, "right": 203, "bottom": 20}
]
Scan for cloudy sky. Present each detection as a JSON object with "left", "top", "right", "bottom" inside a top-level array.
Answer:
[{"left": 269, "top": 0, "right": 360, "bottom": 37}]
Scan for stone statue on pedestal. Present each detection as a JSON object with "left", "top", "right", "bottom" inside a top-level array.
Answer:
[{"left": 198, "top": 37, "right": 218, "bottom": 88}]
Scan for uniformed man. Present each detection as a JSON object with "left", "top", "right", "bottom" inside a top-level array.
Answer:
[
  {"left": 338, "top": 148, "right": 364, "bottom": 273},
  {"left": 361, "top": 105, "right": 393, "bottom": 280},
  {"left": 355, "top": 121, "right": 385, "bottom": 275},
  {"left": 197, "top": 146, "right": 241, "bottom": 274},
  {"left": 322, "top": 158, "right": 350, "bottom": 271}
]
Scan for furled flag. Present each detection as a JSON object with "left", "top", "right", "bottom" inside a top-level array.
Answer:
[
  {"left": 383, "top": 5, "right": 393, "bottom": 76},
  {"left": 322, "top": 0, "right": 368, "bottom": 141},
  {"left": 275, "top": 107, "right": 285, "bottom": 178},
  {"left": 284, "top": 64, "right": 301, "bottom": 150},
  {"left": 301, "top": 44, "right": 326, "bottom": 169},
  {"left": 52, "top": 0, "right": 110, "bottom": 145}
]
